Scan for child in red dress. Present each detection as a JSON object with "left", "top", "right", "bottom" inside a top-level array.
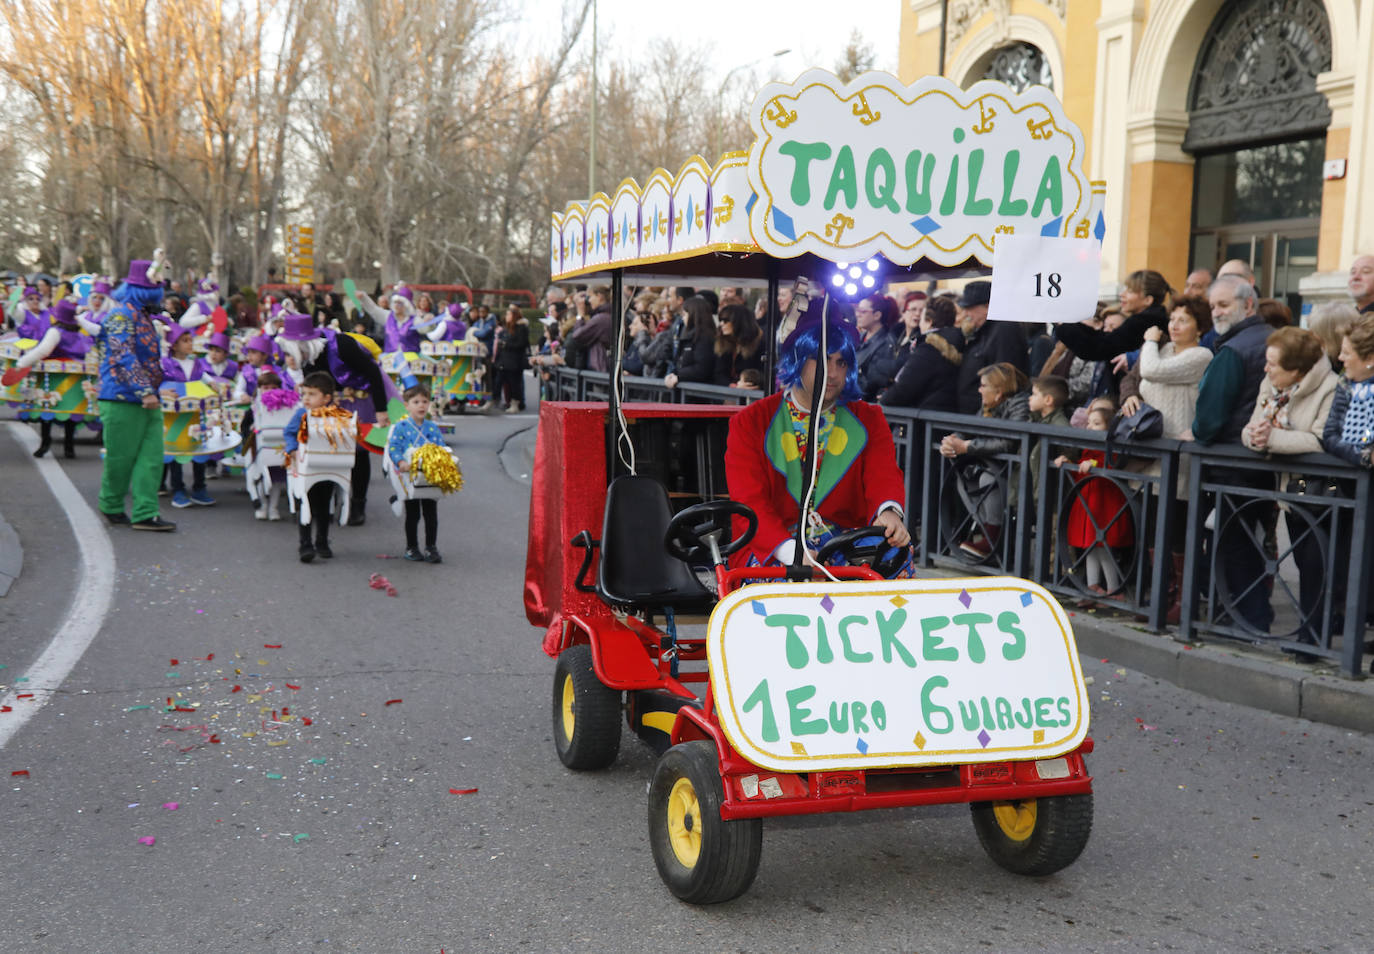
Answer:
[{"left": 1054, "top": 405, "right": 1135, "bottom": 598}]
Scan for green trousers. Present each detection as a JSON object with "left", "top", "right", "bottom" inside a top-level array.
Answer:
[{"left": 98, "top": 400, "right": 165, "bottom": 521}]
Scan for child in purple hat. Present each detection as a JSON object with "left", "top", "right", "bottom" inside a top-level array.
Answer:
[
  {"left": 159, "top": 323, "right": 217, "bottom": 508},
  {"left": 201, "top": 331, "right": 239, "bottom": 387},
  {"left": 13, "top": 286, "right": 48, "bottom": 340}
]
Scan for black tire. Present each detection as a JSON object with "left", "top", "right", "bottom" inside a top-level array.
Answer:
[
  {"left": 552, "top": 644, "right": 621, "bottom": 770},
  {"left": 648, "top": 740, "right": 762, "bottom": 904},
  {"left": 971, "top": 793, "right": 1093, "bottom": 876}
]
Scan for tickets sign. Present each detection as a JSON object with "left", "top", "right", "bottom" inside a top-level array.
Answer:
[
  {"left": 746, "top": 70, "right": 1089, "bottom": 267},
  {"left": 707, "top": 578, "right": 1089, "bottom": 772}
]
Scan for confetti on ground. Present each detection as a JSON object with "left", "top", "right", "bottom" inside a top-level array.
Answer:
[
  {"left": 286, "top": 684, "right": 301, "bottom": 690},
  {"left": 170, "top": 659, "right": 179, "bottom": 666},
  {"left": 310, "top": 758, "right": 327, "bottom": 765},
  {"left": 11, "top": 770, "right": 29, "bottom": 777},
  {"left": 230, "top": 685, "right": 242, "bottom": 693},
  {"left": 162, "top": 802, "right": 179, "bottom": 811},
  {"left": 384, "top": 699, "right": 402, "bottom": 707},
  {"left": 265, "top": 773, "right": 284, "bottom": 780},
  {"left": 1, "top": 706, "right": 12, "bottom": 713},
  {"left": 368, "top": 573, "right": 398, "bottom": 597},
  {"left": 293, "top": 833, "right": 309, "bottom": 843},
  {"left": 15, "top": 676, "right": 28, "bottom": 682},
  {"left": 448, "top": 788, "right": 478, "bottom": 795},
  {"left": 138, "top": 836, "right": 156, "bottom": 846},
  {"left": 16, "top": 693, "right": 34, "bottom": 700},
  {"left": 302, "top": 717, "right": 313, "bottom": 726},
  {"left": 263, "top": 644, "right": 282, "bottom": 649}
]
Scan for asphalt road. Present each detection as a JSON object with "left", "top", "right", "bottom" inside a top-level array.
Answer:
[{"left": 0, "top": 396, "right": 1371, "bottom": 954}]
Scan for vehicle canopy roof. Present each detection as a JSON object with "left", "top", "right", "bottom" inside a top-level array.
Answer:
[{"left": 550, "top": 70, "right": 1103, "bottom": 289}]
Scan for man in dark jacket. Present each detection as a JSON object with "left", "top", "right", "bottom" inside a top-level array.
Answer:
[
  {"left": 953, "top": 280, "right": 1028, "bottom": 414},
  {"left": 1191, "top": 274, "right": 1274, "bottom": 632},
  {"left": 565, "top": 286, "right": 613, "bottom": 371}
]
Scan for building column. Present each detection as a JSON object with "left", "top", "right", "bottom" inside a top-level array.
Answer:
[
  {"left": 1300, "top": 70, "right": 1360, "bottom": 306},
  {"left": 1091, "top": 1, "right": 1146, "bottom": 296},
  {"left": 1124, "top": 113, "right": 1193, "bottom": 289}
]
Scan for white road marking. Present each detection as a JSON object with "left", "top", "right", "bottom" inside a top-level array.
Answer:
[{"left": 0, "top": 422, "right": 115, "bottom": 749}]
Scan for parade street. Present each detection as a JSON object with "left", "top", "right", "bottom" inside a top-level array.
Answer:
[{"left": 0, "top": 399, "right": 1371, "bottom": 954}]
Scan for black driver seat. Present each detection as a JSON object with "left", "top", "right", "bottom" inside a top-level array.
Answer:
[{"left": 597, "top": 476, "right": 715, "bottom": 614}]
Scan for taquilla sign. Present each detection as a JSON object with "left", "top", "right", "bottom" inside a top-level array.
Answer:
[
  {"left": 707, "top": 578, "right": 1089, "bottom": 772},
  {"left": 746, "top": 70, "right": 1090, "bottom": 267}
]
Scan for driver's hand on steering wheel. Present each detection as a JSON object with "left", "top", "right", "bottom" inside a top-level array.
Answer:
[{"left": 875, "top": 508, "right": 910, "bottom": 548}]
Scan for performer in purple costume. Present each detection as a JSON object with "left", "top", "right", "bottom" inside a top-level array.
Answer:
[
  {"left": 12, "top": 298, "right": 91, "bottom": 458},
  {"left": 277, "top": 313, "right": 394, "bottom": 524},
  {"left": 12, "top": 286, "right": 49, "bottom": 340},
  {"left": 427, "top": 302, "right": 470, "bottom": 342}
]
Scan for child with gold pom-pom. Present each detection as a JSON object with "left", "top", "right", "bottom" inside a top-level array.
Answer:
[{"left": 386, "top": 384, "right": 455, "bottom": 563}]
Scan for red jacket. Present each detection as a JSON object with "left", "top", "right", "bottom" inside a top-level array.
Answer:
[{"left": 725, "top": 390, "right": 907, "bottom": 566}]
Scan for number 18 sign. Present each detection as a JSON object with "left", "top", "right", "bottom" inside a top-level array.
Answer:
[{"left": 986, "top": 234, "right": 1100, "bottom": 324}]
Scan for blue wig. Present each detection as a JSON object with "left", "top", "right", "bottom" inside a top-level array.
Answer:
[
  {"left": 111, "top": 282, "right": 165, "bottom": 312},
  {"left": 776, "top": 316, "right": 862, "bottom": 404}
]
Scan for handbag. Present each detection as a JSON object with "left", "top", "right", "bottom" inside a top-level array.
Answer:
[{"left": 1105, "top": 402, "right": 1163, "bottom": 468}]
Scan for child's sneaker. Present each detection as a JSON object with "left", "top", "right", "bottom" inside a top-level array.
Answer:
[
  {"left": 254, "top": 505, "right": 268, "bottom": 520},
  {"left": 404, "top": 548, "right": 425, "bottom": 561},
  {"left": 171, "top": 490, "right": 192, "bottom": 509},
  {"left": 268, "top": 510, "right": 283, "bottom": 521},
  {"left": 424, "top": 547, "right": 442, "bottom": 564},
  {"left": 315, "top": 540, "right": 333, "bottom": 559},
  {"left": 298, "top": 544, "right": 316, "bottom": 563},
  {"left": 189, "top": 488, "right": 216, "bottom": 506}
]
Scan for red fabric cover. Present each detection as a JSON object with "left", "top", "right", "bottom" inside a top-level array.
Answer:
[
  {"left": 523, "top": 403, "right": 612, "bottom": 655},
  {"left": 725, "top": 391, "right": 908, "bottom": 567},
  {"left": 1065, "top": 449, "right": 1134, "bottom": 548}
]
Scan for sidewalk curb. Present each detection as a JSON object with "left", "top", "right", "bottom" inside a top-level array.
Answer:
[
  {"left": 1068, "top": 610, "right": 1374, "bottom": 735},
  {"left": 0, "top": 507, "right": 20, "bottom": 598}
]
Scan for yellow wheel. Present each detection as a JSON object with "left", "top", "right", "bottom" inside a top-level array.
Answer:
[
  {"left": 972, "top": 793, "right": 1093, "bottom": 876},
  {"left": 551, "top": 645, "right": 621, "bottom": 770},
  {"left": 992, "top": 799, "right": 1038, "bottom": 842},
  {"left": 665, "top": 777, "right": 702, "bottom": 868},
  {"left": 648, "top": 741, "right": 761, "bottom": 904},
  {"left": 559, "top": 673, "right": 576, "bottom": 742}
]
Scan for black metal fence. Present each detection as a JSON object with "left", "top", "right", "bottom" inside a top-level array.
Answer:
[{"left": 544, "top": 366, "right": 1372, "bottom": 677}]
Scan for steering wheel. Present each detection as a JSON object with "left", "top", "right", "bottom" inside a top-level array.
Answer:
[
  {"left": 664, "top": 500, "right": 757, "bottom": 564},
  {"left": 814, "top": 526, "right": 909, "bottom": 579}
]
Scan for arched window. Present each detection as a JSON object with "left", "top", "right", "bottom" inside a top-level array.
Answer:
[
  {"left": 980, "top": 42, "right": 1052, "bottom": 93},
  {"left": 1185, "top": 0, "right": 1331, "bottom": 152}
]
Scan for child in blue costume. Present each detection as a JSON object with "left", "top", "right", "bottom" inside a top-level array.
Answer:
[{"left": 387, "top": 384, "right": 447, "bottom": 563}]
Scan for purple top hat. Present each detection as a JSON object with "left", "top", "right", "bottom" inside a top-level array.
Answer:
[
  {"left": 165, "top": 323, "right": 190, "bottom": 345},
  {"left": 391, "top": 285, "right": 414, "bottom": 302},
  {"left": 22, "top": 285, "right": 39, "bottom": 300},
  {"left": 91, "top": 280, "right": 113, "bottom": 296},
  {"left": 279, "top": 313, "right": 322, "bottom": 341},
  {"left": 207, "top": 332, "right": 231, "bottom": 351},
  {"left": 446, "top": 302, "right": 465, "bottom": 319},
  {"left": 196, "top": 277, "right": 220, "bottom": 297},
  {"left": 244, "top": 334, "right": 274, "bottom": 354},
  {"left": 50, "top": 299, "right": 79, "bottom": 328},
  {"left": 122, "top": 260, "right": 159, "bottom": 289}
]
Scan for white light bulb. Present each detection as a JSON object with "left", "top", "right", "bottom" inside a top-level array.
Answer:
[
  {"left": 861, "top": 275, "right": 875, "bottom": 288},
  {"left": 866, "top": 258, "right": 880, "bottom": 271},
  {"left": 844, "top": 283, "right": 858, "bottom": 296},
  {"left": 831, "top": 274, "right": 844, "bottom": 287},
  {"left": 848, "top": 266, "right": 862, "bottom": 279},
  {"left": 836, "top": 262, "right": 849, "bottom": 269}
]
